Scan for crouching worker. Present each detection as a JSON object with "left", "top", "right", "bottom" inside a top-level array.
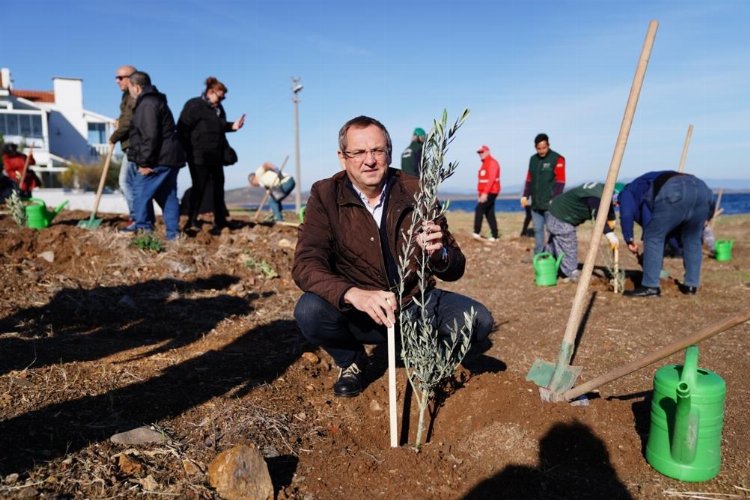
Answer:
[
  {"left": 248, "top": 162, "right": 295, "bottom": 222},
  {"left": 292, "top": 116, "right": 494, "bottom": 398},
  {"left": 545, "top": 182, "right": 620, "bottom": 283},
  {"left": 2, "top": 143, "right": 41, "bottom": 198}
]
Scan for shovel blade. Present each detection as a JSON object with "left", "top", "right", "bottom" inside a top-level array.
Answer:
[
  {"left": 77, "top": 217, "right": 102, "bottom": 229},
  {"left": 526, "top": 358, "right": 583, "bottom": 394}
]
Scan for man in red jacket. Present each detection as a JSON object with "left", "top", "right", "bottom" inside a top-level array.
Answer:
[
  {"left": 472, "top": 145, "right": 501, "bottom": 241},
  {"left": 2, "top": 143, "right": 40, "bottom": 198}
]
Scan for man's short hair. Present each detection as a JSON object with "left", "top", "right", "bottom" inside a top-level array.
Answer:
[
  {"left": 338, "top": 116, "right": 392, "bottom": 160},
  {"left": 129, "top": 71, "right": 151, "bottom": 88},
  {"left": 534, "top": 133, "right": 549, "bottom": 146}
]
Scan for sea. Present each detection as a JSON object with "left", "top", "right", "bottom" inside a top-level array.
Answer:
[
  {"left": 270, "top": 192, "right": 750, "bottom": 215},
  {"left": 442, "top": 192, "right": 750, "bottom": 215}
]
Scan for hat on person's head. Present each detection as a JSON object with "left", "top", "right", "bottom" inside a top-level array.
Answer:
[
  {"left": 477, "top": 145, "right": 490, "bottom": 154},
  {"left": 613, "top": 182, "right": 625, "bottom": 203},
  {"left": 413, "top": 127, "right": 426, "bottom": 138}
]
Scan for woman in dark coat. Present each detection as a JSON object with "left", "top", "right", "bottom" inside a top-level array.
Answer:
[{"left": 178, "top": 76, "right": 245, "bottom": 232}]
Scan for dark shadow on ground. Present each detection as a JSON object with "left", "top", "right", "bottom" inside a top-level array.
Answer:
[
  {"left": 0, "top": 318, "right": 302, "bottom": 476},
  {"left": 463, "top": 420, "right": 633, "bottom": 500},
  {"left": 0, "top": 274, "right": 250, "bottom": 376}
]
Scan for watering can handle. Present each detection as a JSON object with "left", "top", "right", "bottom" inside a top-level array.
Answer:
[
  {"left": 680, "top": 345, "right": 698, "bottom": 389},
  {"left": 555, "top": 252, "right": 564, "bottom": 269}
]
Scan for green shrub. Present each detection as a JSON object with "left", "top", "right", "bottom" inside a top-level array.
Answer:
[{"left": 130, "top": 233, "right": 164, "bottom": 253}]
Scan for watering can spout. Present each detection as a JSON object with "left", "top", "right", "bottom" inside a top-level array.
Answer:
[
  {"left": 671, "top": 346, "right": 699, "bottom": 464},
  {"left": 50, "top": 200, "right": 69, "bottom": 222}
]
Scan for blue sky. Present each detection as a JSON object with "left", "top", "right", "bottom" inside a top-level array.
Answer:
[{"left": 5, "top": 0, "right": 749, "bottom": 193}]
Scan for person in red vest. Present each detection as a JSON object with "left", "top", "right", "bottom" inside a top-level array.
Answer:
[
  {"left": 2, "top": 143, "right": 41, "bottom": 198},
  {"left": 472, "top": 145, "right": 501, "bottom": 241}
]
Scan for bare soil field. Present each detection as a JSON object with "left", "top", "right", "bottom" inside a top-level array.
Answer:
[{"left": 0, "top": 209, "right": 748, "bottom": 499}]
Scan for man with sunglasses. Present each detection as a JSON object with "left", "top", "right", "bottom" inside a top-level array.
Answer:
[
  {"left": 110, "top": 65, "right": 138, "bottom": 228},
  {"left": 292, "top": 116, "right": 494, "bottom": 398}
]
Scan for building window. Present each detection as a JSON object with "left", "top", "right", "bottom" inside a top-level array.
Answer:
[
  {"left": 0, "top": 113, "right": 44, "bottom": 139},
  {"left": 87, "top": 122, "right": 107, "bottom": 145}
]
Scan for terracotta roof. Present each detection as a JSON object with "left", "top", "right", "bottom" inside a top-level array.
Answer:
[{"left": 12, "top": 89, "right": 55, "bottom": 103}]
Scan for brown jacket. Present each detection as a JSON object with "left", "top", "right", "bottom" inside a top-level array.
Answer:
[
  {"left": 109, "top": 90, "right": 136, "bottom": 150},
  {"left": 292, "top": 168, "right": 465, "bottom": 310}
]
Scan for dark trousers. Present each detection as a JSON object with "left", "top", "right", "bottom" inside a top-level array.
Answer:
[
  {"left": 188, "top": 162, "right": 226, "bottom": 226},
  {"left": 294, "top": 289, "right": 494, "bottom": 368},
  {"left": 473, "top": 193, "right": 498, "bottom": 238}
]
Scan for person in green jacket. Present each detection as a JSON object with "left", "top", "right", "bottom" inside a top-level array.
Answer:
[
  {"left": 521, "top": 133, "right": 566, "bottom": 254},
  {"left": 400, "top": 127, "right": 426, "bottom": 176},
  {"left": 545, "top": 182, "right": 620, "bottom": 282}
]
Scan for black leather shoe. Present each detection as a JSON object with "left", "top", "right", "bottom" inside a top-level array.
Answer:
[
  {"left": 678, "top": 283, "right": 698, "bottom": 295},
  {"left": 624, "top": 286, "right": 661, "bottom": 297},
  {"left": 333, "top": 361, "right": 364, "bottom": 397}
]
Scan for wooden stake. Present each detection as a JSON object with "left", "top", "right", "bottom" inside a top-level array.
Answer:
[
  {"left": 709, "top": 188, "right": 723, "bottom": 232},
  {"left": 547, "top": 20, "right": 659, "bottom": 392},
  {"left": 676, "top": 124, "right": 694, "bottom": 173},
  {"left": 19, "top": 147, "right": 34, "bottom": 189},
  {"left": 387, "top": 324, "right": 398, "bottom": 448}
]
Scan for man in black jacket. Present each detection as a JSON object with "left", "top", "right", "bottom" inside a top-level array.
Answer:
[{"left": 126, "top": 71, "right": 185, "bottom": 240}]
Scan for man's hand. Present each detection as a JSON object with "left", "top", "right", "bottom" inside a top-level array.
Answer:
[
  {"left": 627, "top": 241, "right": 639, "bottom": 254},
  {"left": 417, "top": 221, "right": 444, "bottom": 257},
  {"left": 138, "top": 166, "right": 154, "bottom": 175},
  {"left": 605, "top": 232, "right": 619, "bottom": 250},
  {"left": 607, "top": 219, "right": 616, "bottom": 230},
  {"left": 343, "top": 288, "right": 396, "bottom": 327},
  {"left": 478, "top": 193, "right": 488, "bottom": 203},
  {"left": 520, "top": 196, "right": 530, "bottom": 208}
]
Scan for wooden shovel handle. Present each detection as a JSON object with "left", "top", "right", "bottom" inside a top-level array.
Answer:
[
  {"left": 253, "top": 155, "right": 290, "bottom": 222},
  {"left": 91, "top": 143, "right": 115, "bottom": 217},
  {"left": 19, "top": 147, "right": 34, "bottom": 186},
  {"left": 560, "top": 21, "right": 660, "bottom": 349},
  {"left": 676, "top": 124, "right": 694, "bottom": 173},
  {"left": 564, "top": 307, "right": 750, "bottom": 401}
]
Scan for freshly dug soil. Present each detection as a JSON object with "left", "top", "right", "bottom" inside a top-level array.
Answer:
[{"left": 0, "top": 209, "right": 748, "bottom": 499}]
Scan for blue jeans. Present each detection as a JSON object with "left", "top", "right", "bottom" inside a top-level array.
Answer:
[
  {"left": 269, "top": 177, "right": 295, "bottom": 221},
  {"left": 133, "top": 166, "right": 180, "bottom": 240},
  {"left": 641, "top": 176, "right": 711, "bottom": 288},
  {"left": 294, "top": 289, "right": 494, "bottom": 368},
  {"left": 531, "top": 209, "right": 547, "bottom": 254},
  {"left": 119, "top": 157, "right": 138, "bottom": 220}
]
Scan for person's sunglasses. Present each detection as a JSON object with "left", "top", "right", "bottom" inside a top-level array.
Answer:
[{"left": 115, "top": 74, "right": 132, "bottom": 81}]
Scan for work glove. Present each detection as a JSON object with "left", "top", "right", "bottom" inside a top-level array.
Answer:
[
  {"left": 607, "top": 219, "right": 616, "bottom": 230},
  {"left": 605, "top": 232, "right": 619, "bottom": 250},
  {"left": 520, "top": 196, "right": 530, "bottom": 208}
]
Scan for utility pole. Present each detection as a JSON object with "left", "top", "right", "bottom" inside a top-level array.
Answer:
[{"left": 291, "top": 77, "right": 303, "bottom": 213}]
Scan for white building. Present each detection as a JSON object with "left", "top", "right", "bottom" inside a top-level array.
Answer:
[{"left": 0, "top": 67, "right": 115, "bottom": 187}]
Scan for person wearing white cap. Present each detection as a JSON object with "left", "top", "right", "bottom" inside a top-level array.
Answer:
[{"left": 473, "top": 145, "right": 501, "bottom": 241}]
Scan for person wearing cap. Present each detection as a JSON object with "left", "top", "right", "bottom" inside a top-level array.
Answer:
[
  {"left": 545, "top": 182, "right": 620, "bottom": 283},
  {"left": 400, "top": 127, "right": 426, "bottom": 176},
  {"left": 618, "top": 171, "right": 712, "bottom": 297},
  {"left": 473, "top": 145, "right": 501, "bottom": 241},
  {"left": 521, "top": 133, "right": 566, "bottom": 254},
  {"left": 2, "top": 143, "right": 40, "bottom": 198},
  {"left": 248, "top": 162, "right": 296, "bottom": 222}
]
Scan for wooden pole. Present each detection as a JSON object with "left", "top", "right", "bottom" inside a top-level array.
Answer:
[
  {"left": 253, "top": 155, "right": 289, "bottom": 222},
  {"left": 564, "top": 307, "right": 750, "bottom": 401},
  {"left": 19, "top": 147, "right": 34, "bottom": 191},
  {"left": 90, "top": 143, "right": 115, "bottom": 217},
  {"left": 547, "top": 20, "right": 659, "bottom": 392},
  {"left": 676, "top": 124, "right": 694, "bottom": 173},
  {"left": 709, "top": 188, "right": 723, "bottom": 232}
]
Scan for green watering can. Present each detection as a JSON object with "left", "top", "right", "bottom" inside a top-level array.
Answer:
[
  {"left": 25, "top": 198, "right": 69, "bottom": 229},
  {"left": 714, "top": 240, "right": 733, "bottom": 262},
  {"left": 646, "top": 345, "right": 726, "bottom": 482},
  {"left": 532, "top": 252, "right": 563, "bottom": 287}
]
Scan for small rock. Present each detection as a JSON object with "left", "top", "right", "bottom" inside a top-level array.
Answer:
[
  {"left": 16, "top": 487, "right": 38, "bottom": 499},
  {"left": 115, "top": 453, "right": 143, "bottom": 475},
  {"left": 230, "top": 283, "right": 245, "bottom": 294},
  {"left": 369, "top": 399, "right": 383, "bottom": 413},
  {"left": 262, "top": 445, "right": 280, "bottom": 458},
  {"left": 301, "top": 352, "right": 319, "bottom": 364},
  {"left": 38, "top": 251, "right": 54, "bottom": 263},
  {"left": 182, "top": 459, "right": 202, "bottom": 476},
  {"left": 4, "top": 473, "right": 19, "bottom": 484},
  {"left": 208, "top": 444, "right": 274, "bottom": 500},
  {"left": 110, "top": 426, "right": 167, "bottom": 445},
  {"left": 137, "top": 474, "right": 159, "bottom": 491},
  {"left": 277, "top": 238, "right": 295, "bottom": 249}
]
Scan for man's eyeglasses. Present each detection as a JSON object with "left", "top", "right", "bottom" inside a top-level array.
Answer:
[
  {"left": 115, "top": 74, "right": 132, "bottom": 81},
  {"left": 343, "top": 148, "right": 388, "bottom": 161}
]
